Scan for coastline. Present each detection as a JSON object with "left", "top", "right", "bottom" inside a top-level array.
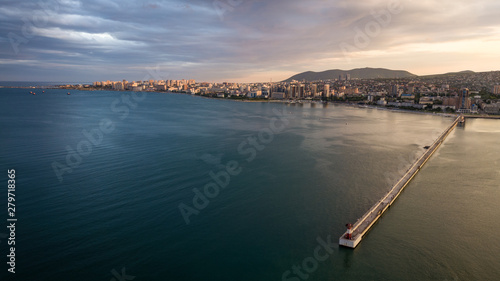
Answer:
[{"left": 5, "top": 86, "right": 499, "bottom": 119}]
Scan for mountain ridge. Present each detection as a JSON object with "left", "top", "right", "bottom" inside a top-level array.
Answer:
[
  {"left": 419, "top": 70, "right": 476, "bottom": 78},
  {"left": 282, "top": 67, "right": 417, "bottom": 82}
]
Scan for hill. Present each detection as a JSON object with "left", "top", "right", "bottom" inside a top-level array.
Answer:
[
  {"left": 282, "top": 67, "right": 417, "bottom": 82},
  {"left": 420, "top": 70, "right": 476, "bottom": 78}
]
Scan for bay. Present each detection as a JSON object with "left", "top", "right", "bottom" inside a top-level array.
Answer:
[{"left": 0, "top": 88, "right": 498, "bottom": 281}]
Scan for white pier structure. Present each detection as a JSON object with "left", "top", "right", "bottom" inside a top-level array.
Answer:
[{"left": 339, "top": 115, "right": 462, "bottom": 248}]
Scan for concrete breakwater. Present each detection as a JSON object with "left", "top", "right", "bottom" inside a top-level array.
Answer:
[{"left": 339, "top": 115, "right": 463, "bottom": 248}]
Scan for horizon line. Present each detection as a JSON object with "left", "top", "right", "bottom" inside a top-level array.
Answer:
[{"left": 2, "top": 68, "right": 500, "bottom": 84}]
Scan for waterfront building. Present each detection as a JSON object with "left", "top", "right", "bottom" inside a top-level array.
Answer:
[
  {"left": 290, "top": 85, "right": 297, "bottom": 98},
  {"left": 324, "top": 84, "right": 330, "bottom": 98},
  {"left": 298, "top": 84, "right": 305, "bottom": 98},
  {"left": 391, "top": 84, "right": 399, "bottom": 96},
  {"left": 271, "top": 92, "right": 286, "bottom": 99},
  {"left": 377, "top": 98, "right": 387, "bottom": 106},
  {"left": 419, "top": 97, "right": 433, "bottom": 105},
  {"left": 458, "top": 88, "right": 471, "bottom": 113},
  {"left": 311, "top": 84, "right": 317, "bottom": 97},
  {"left": 482, "top": 103, "right": 500, "bottom": 114},
  {"left": 113, "top": 82, "right": 124, "bottom": 91}
]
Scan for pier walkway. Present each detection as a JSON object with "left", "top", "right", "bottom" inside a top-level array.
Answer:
[{"left": 339, "top": 115, "right": 463, "bottom": 248}]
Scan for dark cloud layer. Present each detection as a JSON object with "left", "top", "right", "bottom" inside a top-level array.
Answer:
[{"left": 1, "top": 0, "right": 499, "bottom": 82}]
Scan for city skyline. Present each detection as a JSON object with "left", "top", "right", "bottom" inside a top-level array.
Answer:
[{"left": 1, "top": 0, "right": 500, "bottom": 82}]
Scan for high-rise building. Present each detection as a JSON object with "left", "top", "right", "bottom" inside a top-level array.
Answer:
[
  {"left": 311, "top": 84, "right": 317, "bottom": 97},
  {"left": 459, "top": 88, "right": 471, "bottom": 112},
  {"left": 324, "top": 84, "right": 330, "bottom": 98},
  {"left": 290, "top": 85, "right": 297, "bottom": 98},
  {"left": 298, "top": 84, "right": 305, "bottom": 98},
  {"left": 345, "top": 74, "right": 351, "bottom": 81},
  {"left": 391, "top": 85, "right": 399, "bottom": 96}
]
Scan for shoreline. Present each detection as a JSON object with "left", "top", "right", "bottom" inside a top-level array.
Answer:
[{"left": 4, "top": 86, "right": 499, "bottom": 119}]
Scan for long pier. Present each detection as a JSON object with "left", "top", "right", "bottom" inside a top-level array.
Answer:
[{"left": 339, "top": 115, "right": 463, "bottom": 248}]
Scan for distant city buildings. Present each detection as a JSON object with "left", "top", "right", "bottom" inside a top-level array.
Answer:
[
  {"left": 66, "top": 70, "right": 500, "bottom": 114},
  {"left": 481, "top": 103, "right": 500, "bottom": 114}
]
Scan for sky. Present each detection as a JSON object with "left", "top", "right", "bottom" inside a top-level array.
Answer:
[{"left": 1, "top": 0, "right": 500, "bottom": 83}]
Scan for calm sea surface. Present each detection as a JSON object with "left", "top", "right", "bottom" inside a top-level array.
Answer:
[{"left": 0, "top": 88, "right": 499, "bottom": 281}]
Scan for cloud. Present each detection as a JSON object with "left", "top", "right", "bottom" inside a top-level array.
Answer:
[{"left": 0, "top": 0, "right": 499, "bottom": 82}]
